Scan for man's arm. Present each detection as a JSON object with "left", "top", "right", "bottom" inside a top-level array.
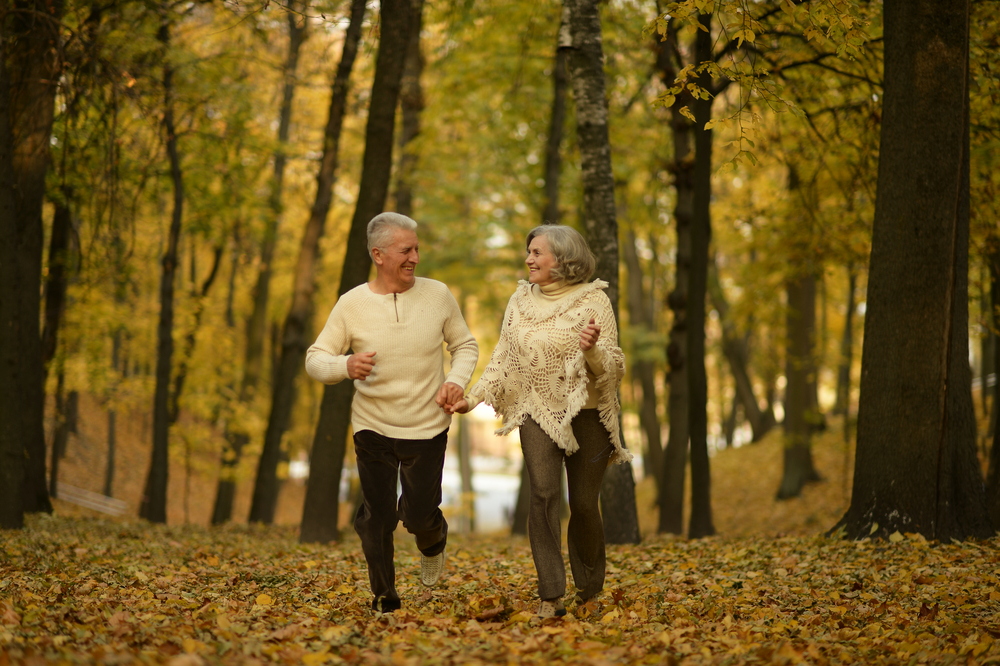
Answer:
[
  {"left": 305, "top": 302, "right": 354, "bottom": 384},
  {"left": 441, "top": 290, "right": 479, "bottom": 391}
]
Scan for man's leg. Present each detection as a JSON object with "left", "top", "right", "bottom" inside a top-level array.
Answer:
[
  {"left": 353, "top": 429, "right": 402, "bottom": 612},
  {"left": 565, "top": 410, "right": 611, "bottom": 601},
  {"left": 519, "top": 418, "right": 567, "bottom": 602},
  {"left": 397, "top": 428, "right": 449, "bottom": 556}
]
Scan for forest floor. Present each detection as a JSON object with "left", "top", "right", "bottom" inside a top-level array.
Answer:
[{"left": 3, "top": 405, "right": 1000, "bottom": 664}]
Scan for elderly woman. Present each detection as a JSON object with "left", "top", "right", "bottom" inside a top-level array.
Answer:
[{"left": 448, "top": 224, "right": 629, "bottom": 619}]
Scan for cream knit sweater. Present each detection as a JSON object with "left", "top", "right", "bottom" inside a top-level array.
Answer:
[
  {"left": 305, "top": 277, "right": 479, "bottom": 439},
  {"left": 467, "top": 279, "right": 630, "bottom": 463}
]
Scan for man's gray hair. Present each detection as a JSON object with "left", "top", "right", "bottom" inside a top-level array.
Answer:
[
  {"left": 526, "top": 225, "right": 596, "bottom": 285},
  {"left": 367, "top": 212, "right": 418, "bottom": 260}
]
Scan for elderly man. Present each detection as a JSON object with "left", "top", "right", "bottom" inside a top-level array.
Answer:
[{"left": 305, "top": 212, "right": 478, "bottom": 613}]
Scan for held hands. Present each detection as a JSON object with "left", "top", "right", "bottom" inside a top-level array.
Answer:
[
  {"left": 436, "top": 382, "right": 467, "bottom": 414},
  {"left": 579, "top": 318, "right": 601, "bottom": 352},
  {"left": 347, "top": 351, "right": 377, "bottom": 380}
]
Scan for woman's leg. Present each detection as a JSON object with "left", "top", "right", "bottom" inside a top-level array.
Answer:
[
  {"left": 565, "top": 410, "right": 612, "bottom": 601},
  {"left": 519, "top": 418, "right": 568, "bottom": 601}
]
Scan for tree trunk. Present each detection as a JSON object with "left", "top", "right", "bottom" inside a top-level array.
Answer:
[
  {"left": 212, "top": 5, "right": 309, "bottom": 525},
  {"left": 655, "top": 19, "right": 693, "bottom": 536},
  {"left": 777, "top": 273, "right": 822, "bottom": 499},
  {"left": 834, "top": 269, "right": 857, "bottom": 416},
  {"left": 686, "top": 11, "right": 715, "bottom": 540},
  {"left": 564, "top": 0, "right": 639, "bottom": 545},
  {"left": 248, "top": 0, "right": 365, "bottom": 525},
  {"left": 41, "top": 192, "right": 73, "bottom": 379},
  {"left": 543, "top": 21, "right": 568, "bottom": 226},
  {"left": 393, "top": 0, "right": 424, "bottom": 217},
  {"left": 709, "top": 255, "right": 773, "bottom": 442},
  {"left": 299, "top": 0, "right": 409, "bottom": 542},
  {"left": 1, "top": 0, "right": 64, "bottom": 524},
  {"left": 169, "top": 246, "right": 222, "bottom": 424},
  {"left": 832, "top": 0, "right": 993, "bottom": 541},
  {"left": 624, "top": 229, "right": 663, "bottom": 486},
  {"left": 985, "top": 239, "right": 1000, "bottom": 526},
  {"left": 140, "top": 19, "right": 184, "bottom": 524}
]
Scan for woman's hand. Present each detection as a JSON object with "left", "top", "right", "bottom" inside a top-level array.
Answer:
[
  {"left": 579, "top": 318, "right": 601, "bottom": 352},
  {"left": 445, "top": 398, "right": 470, "bottom": 415}
]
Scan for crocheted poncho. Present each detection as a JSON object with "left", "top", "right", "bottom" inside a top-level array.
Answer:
[{"left": 467, "top": 279, "right": 631, "bottom": 464}]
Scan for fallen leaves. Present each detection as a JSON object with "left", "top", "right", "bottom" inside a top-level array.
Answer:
[{"left": 1, "top": 515, "right": 999, "bottom": 664}]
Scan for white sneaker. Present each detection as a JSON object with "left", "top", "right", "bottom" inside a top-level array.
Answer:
[
  {"left": 420, "top": 550, "right": 445, "bottom": 587},
  {"left": 537, "top": 598, "right": 566, "bottom": 619}
]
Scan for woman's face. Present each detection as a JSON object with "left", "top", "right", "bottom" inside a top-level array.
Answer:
[{"left": 526, "top": 234, "right": 559, "bottom": 286}]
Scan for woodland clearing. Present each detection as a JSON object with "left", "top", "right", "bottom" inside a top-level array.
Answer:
[{"left": 3, "top": 426, "right": 1000, "bottom": 665}]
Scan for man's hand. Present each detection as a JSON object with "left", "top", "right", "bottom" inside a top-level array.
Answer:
[
  {"left": 435, "top": 382, "right": 464, "bottom": 412},
  {"left": 579, "top": 318, "right": 601, "bottom": 352},
  {"left": 347, "top": 351, "right": 377, "bottom": 380}
]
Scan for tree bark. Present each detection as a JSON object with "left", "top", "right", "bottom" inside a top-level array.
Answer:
[
  {"left": 1, "top": 0, "right": 65, "bottom": 523},
  {"left": 141, "top": 18, "right": 184, "bottom": 524},
  {"left": 564, "top": 0, "right": 640, "bottom": 544},
  {"left": 685, "top": 11, "right": 715, "bottom": 540},
  {"left": 299, "top": 0, "right": 409, "bottom": 542},
  {"left": 777, "top": 272, "right": 822, "bottom": 499},
  {"left": 832, "top": 0, "right": 993, "bottom": 541},
  {"left": 655, "top": 18, "right": 693, "bottom": 536},
  {"left": 393, "top": 0, "right": 424, "bottom": 217}
]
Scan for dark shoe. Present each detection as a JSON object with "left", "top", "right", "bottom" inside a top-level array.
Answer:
[
  {"left": 420, "top": 550, "right": 445, "bottom": 587},
  {"left": 537, "top": 598, "right": 566, "bottom": 619},
  {"left": 372, "top": 596, "right": 401, "bottom": 613}
]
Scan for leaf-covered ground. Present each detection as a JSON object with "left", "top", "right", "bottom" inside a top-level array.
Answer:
[{"left": 3, "top": 513, "right": 1000, "bottom": 665}]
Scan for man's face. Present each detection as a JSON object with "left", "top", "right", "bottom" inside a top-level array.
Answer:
[{"left": 374, "top": 228, "right": 419, "bottom": 292}]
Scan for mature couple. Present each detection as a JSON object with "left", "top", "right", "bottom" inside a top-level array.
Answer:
[{"left": 305, "top": 212, "right": 629, "bottom": 618}]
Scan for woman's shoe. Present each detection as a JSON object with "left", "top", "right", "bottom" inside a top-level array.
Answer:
[{"left": 537, "top": 598, "right": 566, "bottom": 619}]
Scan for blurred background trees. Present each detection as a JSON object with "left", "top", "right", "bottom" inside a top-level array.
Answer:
[{"left": 2, "top": 0, "right": 997, "bottom": 539}]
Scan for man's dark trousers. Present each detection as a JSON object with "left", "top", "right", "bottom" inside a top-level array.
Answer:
[{"left": 353, "top": 428, "right": 449, "bottom": 612}]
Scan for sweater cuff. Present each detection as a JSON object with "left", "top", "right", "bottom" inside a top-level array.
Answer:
[
  {"left": 583, "top": 346, "right": 607, "bottom": 376},
  {"left": 305, "top": 349, "right": 350, "bottom": 385}
]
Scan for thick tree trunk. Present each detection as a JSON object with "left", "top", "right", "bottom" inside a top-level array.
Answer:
[
  {"left": 564, "top": 0, "right": 640, "bottom": 544},
  {"left": 656, "top": 20, "right": 693, "bottom": 535},
  {"left": 141, "top": 19, "right": 184, "bottom": 524},
  {"left": 685, "top": 12, "right": 716, "bottom": 540},
  {"left": 777, "top": 273, "right": 823, "bottom": 499},
  {"left": 393, "top": 0, "right": 424, "bottom": 217},
  {"left": 833, "top": 0, "right": 992, "bottom": 541},
  {"left": 212, "top": 6, "right": 308, "bottom": 525},
  {"left": 299, "top": 0, "right": 409, "bottom": 542},
  {"left": 624, "top": 229, "right": 663, "bottom": 486},
  {"left": 1, "top": 0, "right": 64, "bottom": 522}
]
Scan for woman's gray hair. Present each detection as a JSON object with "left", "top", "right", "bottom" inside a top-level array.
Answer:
[
  {"left": 367, "top": 212, "right": 418, "bottom": 259},
  {"left": 526, "top": 225, "right": 596, "bottom": 285}
]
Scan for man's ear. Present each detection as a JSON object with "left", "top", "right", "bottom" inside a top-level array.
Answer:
[{"left": 371, "top": 247, "right": 383, "bottom": 266}]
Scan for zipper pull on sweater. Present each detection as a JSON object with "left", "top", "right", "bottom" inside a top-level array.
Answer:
[{"left": 393, "top": 292, "right": 399, "bottom": 322}]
